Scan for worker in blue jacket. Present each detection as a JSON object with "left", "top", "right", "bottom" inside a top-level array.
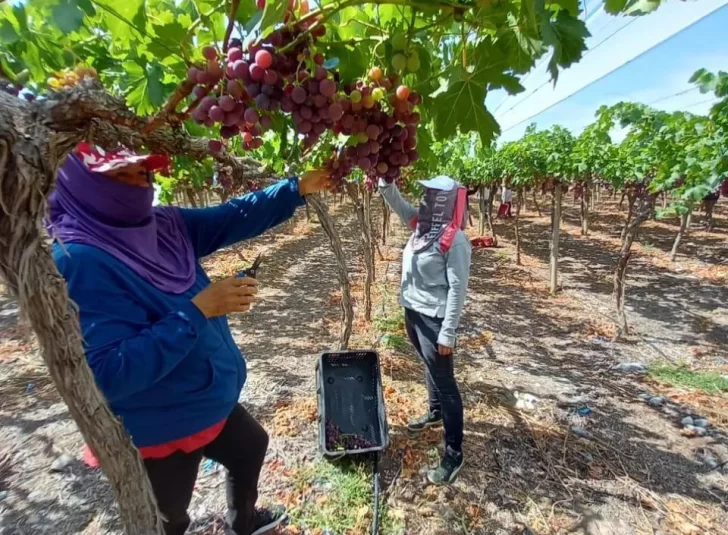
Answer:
[{"left": 50, "top": 143, "right": 332, "bottom": 535}]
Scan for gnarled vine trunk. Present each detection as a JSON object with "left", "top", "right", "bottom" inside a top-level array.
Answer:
[
  {"left": 549, "top": 182, "right": 563, "bottom": 295},
  {"left": 515, "top": 189, "right": 523, "bottom": 265},
  {"left": 670, "top": 208, "right": 692, "bottom": 262},
  {"left": 532, "top": 189, "right": 542, "bottom": 217},
  {"left": 580, "top": 178, "right": 590, "bottom": 236},
  {"left": 0, "top": 90, "right": 163, "bottom": 535},
  {"left": 478, "top": 185, "right": 486, "bottom": 235},
  {"left": 614, "top": 193, "right": 656, "bottom": 336},
  {"left": 307, "top": 195, "right": 353, "bottom": 348},
  {"left": 486, "top": 185, "right": 497, "bottom": 242}
]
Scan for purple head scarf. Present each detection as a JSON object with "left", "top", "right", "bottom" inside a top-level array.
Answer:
[{"left": 48, "top": 154, "right": 196, "bottom": 294}]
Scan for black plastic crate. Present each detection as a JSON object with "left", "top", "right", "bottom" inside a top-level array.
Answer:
[{"left": 316, "top": 350, "right": 389, "bottom": 457}]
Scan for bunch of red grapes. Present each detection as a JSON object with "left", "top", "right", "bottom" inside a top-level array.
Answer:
[
  {"left": 325, "top": 419, "right": 377, "bottom": 451},
  {"left": 186, "top": 6, "right": 420, "bottom": 189}
]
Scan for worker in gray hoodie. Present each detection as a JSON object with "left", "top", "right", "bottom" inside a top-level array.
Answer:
[{"left": 379, "top": 175, "right": 472, "bottom": 485}]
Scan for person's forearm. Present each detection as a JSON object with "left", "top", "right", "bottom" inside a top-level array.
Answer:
[
  {"left": 179, "top": 177, "right": 306, "bottom": 257},
  {"left": 438, "top": 244, "right": 471, "bottom": 348},
  {"left": 378, "top": 178, "right": 418, "bottom": 226},
  {"left": 86, "top": 302, "right": 206, "bottom": 402}
]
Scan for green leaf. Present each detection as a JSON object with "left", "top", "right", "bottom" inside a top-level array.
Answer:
[
  {"left": 548, "top": 0, "right": 580, "bottom": 16},
  {"left": 604, "top": 0, "right": 628, "bottom": 14},
  {"left": 258, "top": 0, "right": 288, "bottom": 37},
  {"left": 235, "top": 0, "right": 261, "bottom": 27},
  {"left": 125, "top": 61, "right": 166, "bottom": 115},
  {"left": 432, "top": 72, "right": 500, "bottom": 146},
  {"left": 322, "top": 43, "right": 366, "bottom": 85},
  {"left": 0, "top": 20, "right": 19, "bottom": 45},
  {"left": 540, "top": 10, "right": 589, "bottom": 81},
  {"left": 52, "top": 0, "right": 86, "bottom": 34},
  {"left": 624, "top": 0, "right": 661, "bottom": 15},
  {"left": 77, "top": 0, "right": 97, "bottom": 17},
  {"left": 153, "top": 21, "right": 188, "bottom": 43},
  {"left": 97, "top": 0, "right": 147, "bottom": 44}
]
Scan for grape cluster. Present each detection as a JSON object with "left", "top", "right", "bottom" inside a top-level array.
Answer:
[
  {"left": 186, "top": 2, "right": 420, "bottom": 189},
  {"left": 325, "top": 70, "right": 420, "bottom": 186},
  {"left": 325, "top": 419, "right": 377, "bottom": 451},
  {"left": 47, "top": 66, "right": 97, "bottom": 90}
]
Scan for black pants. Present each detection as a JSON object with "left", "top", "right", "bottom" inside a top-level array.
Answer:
[
  {"left": 404, "top": 307, "right": 464, "bottom": 452},
  {"left": 143, "top": 404, "right": 269, "bottom": 535}
]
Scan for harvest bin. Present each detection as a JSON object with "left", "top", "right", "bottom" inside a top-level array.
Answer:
[{"left": 316, "top": 350, "right": 389, "bottom": 457}]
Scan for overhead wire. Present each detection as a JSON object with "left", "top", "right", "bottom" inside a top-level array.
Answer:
[{"left": 498, "top": 9, "right": 722, "bottom": 136}]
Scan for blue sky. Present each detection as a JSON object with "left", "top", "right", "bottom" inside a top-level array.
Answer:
[{"left": 489, "top": 0, "right": 728, "bottom": 143}]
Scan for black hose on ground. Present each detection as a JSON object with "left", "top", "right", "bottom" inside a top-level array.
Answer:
[{"left": 371, "top": 452, "right": 381, "bottom": 535}]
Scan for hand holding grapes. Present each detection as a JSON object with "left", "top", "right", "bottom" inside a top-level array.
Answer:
[
  {"left": 192, "top": 277, "right": 258, "bottom": 318},
  {"left": 298, "top": 169, "right": 333, "bottom": 196}
]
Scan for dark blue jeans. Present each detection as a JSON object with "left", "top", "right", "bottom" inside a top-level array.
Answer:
[{"left": 404, "top": 307, "right": 464, "bottom": 452}]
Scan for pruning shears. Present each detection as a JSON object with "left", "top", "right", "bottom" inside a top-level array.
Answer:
[{"left": 237, "top": 253, "right": 263, "bottom": 279}]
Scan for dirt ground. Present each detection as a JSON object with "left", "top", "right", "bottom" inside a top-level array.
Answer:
[{"left": 1, "top": 192, "right": 727, "bottom": 535}]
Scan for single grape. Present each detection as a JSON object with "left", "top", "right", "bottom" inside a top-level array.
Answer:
[
  {"left": 329, "top": 102, "right": 344, "bottom": 121},
  {"left": 313, "top": 122, "right": 326, "bottom": 135},
  {"left": 292, "top": 86, "right": 307, "bottom": 104},
  {"left": 358, "top": 157, "right": 372, "bottom": 170},
  {"left": 220, "top": 125, "right": 239, "bottom": 138},
  {"left": 366, "top": 124, "right": 380, "bottom": 140},
  {"left": 408, "top": 150, "right": 420, "bottom": 162},
  {"left": 300, "top": 106, "right": 313, "bottom": 120},
  {"left": 369, "top": 66, "right": 383, "bottom": 82},
  {"left": 187, "top": 67, "right": 201, "bottom": 83},
  {"left": 192, "top": 107, "right": 207, "bottom": 123},
  {"left": 255, "top": 50, "right": 273, "bottom": 69},
  {"left": 256, "top": 93, "right": 271, "bottom": 109},
  {"left": 208, "top": 139, "right": 223, "bottom": 153},
  {"left": 202, "top": 46, "right": 217, "bottom": 61},
  {"left": 250, "top": 63, "right": 265, "bottom": 82},
  {"left": 194, "top": 85, "right": 209, "bottom": 99},
  {"left": 242, "top": 131, "right": 253, "bottom": 143},
  {"left": 209, "top": 106, "right": 225, "bottom": 122},
  {"left": 392, "top": 53, "right": 407, "bottom": 72},
  {"left": 377, "top": 162, "right": 388, "bottom": 174},
  {"left": 319, "top": 79, "right": 337, "bottom": 98},
  {"left": 233, "top": 61, "right": 249, "bottom": 80},
  {"left": 396, "top": 85, "right": 410, "bottom": 101},
  {"left": 227, "top": 80, "right": 243, "bottom": 99},
  {"left": 269, "top": 31, "right": 283, "bottom": 47},
  {"left": 263, "top": 70, "right": 278, "bottom": 85},
  {"left": 350, "top": 90, "right": 362, "bottom": 104},
  {"left": 219, "top": 95, "right": 236, "bottom": 112},
  {"left": 314, "top": 53, "right": 325, "bottom": 65},
  {"left": 244, "top": 108, "right": 260, "bottom": 124},
  {"left": 227, "top": 47, "right": 243, "bottom": 62},
  {"left": 369, "top": 140, "right": 380, "bottom": 153},
  {"left": 391, "top": 33, "right": 407, "bottom": 51},
  {"left": 308, "top": 80, "right": 320, "bottom": 95},
  {"left": 246, "top": 83, "right": 261, "bottom": 98},
  {"left": 260, "top": 115, "right": 273, "bottom": 130},
  {"left": 362, "top": 95, "right": 375, "bottom": 109},
  {"left": 372, "top": 87, "right": 385, "bottom": 101},
  {"left": 357, "top": 143, "right": 371, "bottom": 157},
  {"left": 407, "top": 51, "right": 420, "bottom": 72},
  {"left": 314, "top": 66, "right": 328, "bottom": 81},
  {"left": 299, "top": 121, "right": 312, "bottom": 133}
]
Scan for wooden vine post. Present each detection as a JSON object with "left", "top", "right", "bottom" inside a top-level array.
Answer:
[
  {"left": 549, "top": 181, "right": 562, "bottom": 295},
  {"left": 515, "top": 188, "right": 523, "bottom": 265},
  {"left": 580, "top": 176, "right": 591, "bottom": 236},
  {"left": 478, "top": 185, "right": 487, "bottom": 235}
]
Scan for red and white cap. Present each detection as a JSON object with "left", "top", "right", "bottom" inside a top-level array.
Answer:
[{"left": 74, "top": 142, "right": 171, "bottom": 175}]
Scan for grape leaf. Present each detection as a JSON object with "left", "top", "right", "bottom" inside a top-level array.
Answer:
[
  {"left": 77, "top": 0, "right": 97, "bottom": 17},
  {"left": 604, "top": 0, "right": 628, "bottom": 13},
  {"left": 432, "top": 70, "right": 501, "bottom": 146},
  {"left": 540, "top": 9, "right": 589, "bottom": 81},
  {"left": 124, "top": 61, "right": 166, "bottom": 115},
  {"left": 52, "top": 0, "right": 86, "bottom": 34},
  {"left": 153, "top": 21, "right": 188, "bottom": 43},
  {"left": 235, "top": 0, "right": 260, "bottom": 26},
  {"left": 0, "top": 20, "right": 19, "bottom": 45},
  {"left": 548, "top": 0, "right": 580, "bottom": 16},
  {"left": 258, "top": 0, "right": 288, "bottom": 37},
  {"left": 96, "top": 0, "right": 147, "bottom": 44}
]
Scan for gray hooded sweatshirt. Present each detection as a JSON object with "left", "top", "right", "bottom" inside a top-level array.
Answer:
[{"left": 379, "top": 179, "right": 472, "bottom": 348}]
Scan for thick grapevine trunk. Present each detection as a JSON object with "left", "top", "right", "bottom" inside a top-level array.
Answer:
[
  {"left": 0, "top": 92, "right": 163, "bottom": 535},
  {"left": 478, "top": 186, "right": 486, "bottom": 235},
  {"left": 620, "top": 191, "right": 636, "bottom": 242},
  {"left": 580, "top": 179, "right": 590, "bottom": 236},
  {"left": 670, "top": 208, "right": 692, "bottom": 262},
  {"left": 363, "top": 189, "right": 376, "bottom": 282},
  {"left": 346, "top": 184, "right": 374, "bottom": 322},
  {"left": 515, "top": 189, "right": 523, "bottom": 265},
  {"left": 381, "top": 196, "right": 390, "bottom": 245},
  {"left": 614, "top": 194, "right": 656, "bottom": 336},
  {"left": 308, "top": 195, "right": 353, "bottom": 349},
  {"left": 532, "top": 189, "right": 542, "bottom": 217},
  {"left": 185, "top": 187, "right": 198, "bottom": 207},
  {"left": 549, "top": 182, "right": 563, "bottom": 295}
]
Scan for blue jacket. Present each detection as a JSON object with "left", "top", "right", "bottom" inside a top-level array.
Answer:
[{"left": 53, "top": 178, "right": 305, "bottom": 447}]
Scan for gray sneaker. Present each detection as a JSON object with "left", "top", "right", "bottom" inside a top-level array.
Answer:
[
  {"left": 407, "top": 411, "right": 443, "bottom": 433},
  {"left": 427, "top": 446, "right": 463, "bottom": 485}
]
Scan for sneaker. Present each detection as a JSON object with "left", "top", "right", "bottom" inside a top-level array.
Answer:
[
  {"left": 427, "top": 446, "right": 463, "bottom": 485},
  {"left": 407, "top": 411, "right": 443, "bottom": 433},
  {"left": 249, "top": 506, "right": 288, "bottom": 535}
]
